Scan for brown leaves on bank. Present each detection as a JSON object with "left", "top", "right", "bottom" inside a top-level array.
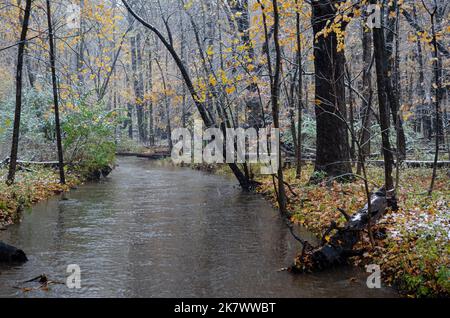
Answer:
[
  {"left": 256, "top": 165, "right": 449, "bottom": 297},
  {"left": 0, "top": 168, "right": 79, "bottom": 227}
]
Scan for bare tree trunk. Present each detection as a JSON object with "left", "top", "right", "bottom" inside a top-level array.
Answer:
[
  {"left": 46, "top": 0, "right": 65, "bottom": 184},
  {"left": 412, "top": 3, "right": 430, "bottom": 138},
  {"left": 179, "top": 12, "right": 187, "bottom": 129},
  {"left": 77, "top": 0, "right": 85, "bottom": 85},
  {"left": 426, "top": 2, "right": 443, "bottom": 196},
  {"left": 127, "top": 102, "right": 133, "bottom": 139},
  {"left": 346, "top": 64, "right": 356, "bottom": 162},
  {"left": 7, "top": 0, "right": 32, "bottom": 185},
  {"left": 16, "top": 0, "right": 35, "bottom": 90},
  {"left": 295, "top": 0, "right": 303, "bottom": 179},
  {"left": 371, "top": 0, "right": 395, "bottom": 193},
  {"left": 357, "top": 19, "right": 373, "bottom": 174},
  {"left": 271, "top": 0, "right": 287, "bottom": 214},
  {"left": 147, "top": 41, "right": 154, "bottom": 145},
  {"left": 130, "top": 30, "right": 147, "bottom": 143},
  {"left": 385, "top": 0, "right": 406, "bottom": 160},
  {"left": 310, "top": 0, "right": 352, "bottom": 181},
  {"left": 155, "top": 56, "right": 172, "bottom": 151}
]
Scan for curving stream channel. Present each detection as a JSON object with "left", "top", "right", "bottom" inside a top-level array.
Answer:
[{"left": 0, "top": 157, "right": 397, "bottom": 297}]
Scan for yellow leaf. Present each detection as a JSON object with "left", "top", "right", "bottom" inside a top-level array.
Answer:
[
  {"left": 206, "top": 46, "right": 214, "bottom": 56},
  {"left": 225, "top": 86, "right": 236, "bottom": 94}
]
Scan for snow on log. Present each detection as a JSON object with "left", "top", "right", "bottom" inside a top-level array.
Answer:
[{"left": 293, "top": 188, "right": 397, "bottom": 272}]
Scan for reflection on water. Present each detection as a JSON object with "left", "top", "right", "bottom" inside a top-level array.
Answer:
[{"left": 0, "top": 157, "right": 397, "bottom": 297}]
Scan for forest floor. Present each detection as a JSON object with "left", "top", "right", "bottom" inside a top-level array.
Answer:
[
  {"left": 0, "top": 167, "right": 80, "bottom": 228},
  {"left": 255, "top": 165, "right": 449, "bottom": 298}
]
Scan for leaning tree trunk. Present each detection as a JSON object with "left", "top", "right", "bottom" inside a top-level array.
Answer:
[
  {"left": 7, "top": 0, "right": 32, "bottom": 185},
  {"left": 122, "top": 0, "right": 252, "bottom": 191},
  {"left": 310, "top": 0, "right": 352, "bottom": 181}
]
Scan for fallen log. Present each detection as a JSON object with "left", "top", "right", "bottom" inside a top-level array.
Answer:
[
  {"left": 368, "top": 160, "right": 450, "bottom": 168},
  {"left": 0, "top": 241, "right": 28, "bottom": 264},
  {"left": 0, "top": 158, "right": 68, "bottom": 169},
  {"left": 280, "top": 157, "right": 450, "bottom": 169},
  {"left": 116, "top": 152, "right": 171, "bottom": 160},
  {"left": 292, "top": 188, "right": 396, "bottom": 272}
]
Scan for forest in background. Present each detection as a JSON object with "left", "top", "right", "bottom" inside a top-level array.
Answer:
[{"left": 0, "top": 0, "right": 448, "bottom": 297}]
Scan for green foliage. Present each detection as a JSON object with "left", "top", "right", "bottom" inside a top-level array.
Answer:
[
  {"left": 62, "top": 95, "right": 118, "bottom": 178},
  {"left": 310, "top": 169, "right": 327, "bottom": 181},
  {"left": 282, "top": 114, "right": 316, "bottom": 150},
  {"left": 0, "top": 88, "right": 57, "bottom": 159}
]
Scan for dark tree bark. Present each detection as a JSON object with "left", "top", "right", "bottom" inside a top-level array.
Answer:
[
  {"left": 371, "top": 0, "right": 395, "bottom": 192},
  {"left": 16, "top": 0, "right": 35, "bottom": 90},
  {"left": 357, "top": 19, "right": 373, "bottom": 174},
  {"left": 385, "top": 0, "right": 406, "bottom": 160},
  {"left": 46, "top": 0, "right": 65, "bottom": 184},
  {"left": 127, "top": 102, "right": 133, "bottom": 139},
  {"left": 425, "top": 1, "right": 443, "bottom": 196},
  {"left": 155, "top": 57, "right": 172, "bottom": 151},
  {"left": 346, "top": 64, "right": 356, "bottom": 162},
  {"left": 271, "top": 0, "right": 287, "bottom": 214},
  {"left": 7, "top": 0, "right": 32, "bottom": 185},
  {"left": 310, "top": 0, "right": 352, "bottom": 181},
  {"left": 179, "top": 13, "right": 187, "bottom": 129},
  {"left": 295, "top": 0, "right": 303, "bottom": 179},
  {"left": 147, "top": 37, "right": 155, "bottom": 145},
  {"left": 412, "top": 3, "right": 431, "bottom": 139},
  {"left": 130, "top": 32, "right": 147, "bottom": 143}
]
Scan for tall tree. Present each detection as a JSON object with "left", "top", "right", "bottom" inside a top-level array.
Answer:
[
  {"left": 130, "top": 30, "right": 147, "bottom": 142},
  {"left": 310, "top": 0, "right": 352, "bottom": 181},
  {"left": 385, "top": 0, "right": 406, "bottom": 160},
  {"left": 424, "top": 0, "right": 443, "bottom": 196},
  {"left": 46, "top": 0, "right": 65, "bottom": 184},
  {"left": 371, "top": 0, "right": 395, "bottom": 193},
  {"left": 271, "top": 0, "right": 287, "bottom": 213},
  {"left": 357, "top": 14, "right": 373, "bottom": 175},
  {"left": 295, "top": 0, "right": 304, "bottom": 179},
  {"left": 7, "top": 0, "right": 32, "bottom": 185}
]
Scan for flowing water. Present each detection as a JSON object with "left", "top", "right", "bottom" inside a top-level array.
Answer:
[{"left": 0, "top": 157, "right": 397, "bottom": 297}]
